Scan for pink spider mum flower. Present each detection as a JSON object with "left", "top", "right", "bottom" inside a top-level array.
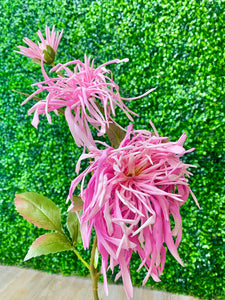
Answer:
[
  {"left": 15, "top": 25, "right": 63, "bottom": 64},
  {"left": 22, "top": 56, "right": 155, "bottom": 148},
  {"left": 68, "top": 124, "right": 199, "bottom": 299}
]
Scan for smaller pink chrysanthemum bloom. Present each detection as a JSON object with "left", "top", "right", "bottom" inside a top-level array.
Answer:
[
  {"left": 15, "top": 25, "right": 63, "bottom": 64},
  {"left": 68, "top": 124, "right": 199, "bottom": 300},
  {"left": 22, "top": 56, "right": 155, "bottom": 148}
]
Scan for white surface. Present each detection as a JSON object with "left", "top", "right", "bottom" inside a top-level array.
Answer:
[{"left": 0, "top": 265, "right": 201, "bottom": 300}]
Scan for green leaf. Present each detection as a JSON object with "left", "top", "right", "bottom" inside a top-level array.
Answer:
[
  {"left": 106, "top": 121, "right": 126, "bottom": 148},
  {"left": 71, "top": 196, "right": 83, "bottom": 212},
  {"left": 67, "top": 211, "right": 81, "bottom": 245},
  {"left": 24, "top": 232, "right": 73, "bottom": 261},
  {"left": 15, "top": 192, "right": 63, "bottom": 232},
  {"left": 93, "top": 100, "right": 125, "bottom": 148},
  {"left": 94, "top": 247, "right": 99, "bottom": 269}
]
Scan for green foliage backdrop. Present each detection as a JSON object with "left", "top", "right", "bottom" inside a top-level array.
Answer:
[{"left": 0, "top": 0, "right": 224, "bottom": 299}]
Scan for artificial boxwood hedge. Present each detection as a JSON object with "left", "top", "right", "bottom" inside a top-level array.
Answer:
[{"left": 0, "top": 0, "right": 224, "bottom": 299}]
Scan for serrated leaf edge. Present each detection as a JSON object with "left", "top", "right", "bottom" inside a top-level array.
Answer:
[
  {"left": 15, "top": 193, "right": 63, "bottom": 232},
  {"left": 24, "top": 232, "right": 73, "bottom": 261}
]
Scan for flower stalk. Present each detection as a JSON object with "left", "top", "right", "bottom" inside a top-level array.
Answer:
[
  {"left": 90, "top": 235, "right": 100, "bottom": 300},
  {"left": 72, "top": 249, "right": 90, "bottom": 271}
]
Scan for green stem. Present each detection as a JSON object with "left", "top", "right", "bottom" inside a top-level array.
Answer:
[
  {"left": 12, "top": 90, "right": 65, "bottom": 116},
  {"left": 51, "top": 62, "right": 64, "bottom": 77},
  {"left": 72, "top": 249, "right": 90, "bottom": 271},
  {"left": 90, "top": 235, "right": 100, "bottom": 300},
  {"left": 57, "top": 70, "right": 65, "bottom": 77}
]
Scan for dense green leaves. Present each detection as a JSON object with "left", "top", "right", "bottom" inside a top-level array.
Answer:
[
  {"left": 0, "top": 0, "right": 224, "bottom": 299},
  {"left": 15, "top": 192, "right": 63, "bottom": 232},
  {"left": 24, "top": 232, "right": 73, "bottom": 261}
]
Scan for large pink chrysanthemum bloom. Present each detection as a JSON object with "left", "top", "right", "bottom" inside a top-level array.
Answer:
[
  {"left": 68, "top": 124, "right": 199, "bottom": 299},
  {"left": 22, "top": 56, "right": 155, "bottom": 148},
  {"left": 15, "top": 25, "right": 63, "bottom": 64}
]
